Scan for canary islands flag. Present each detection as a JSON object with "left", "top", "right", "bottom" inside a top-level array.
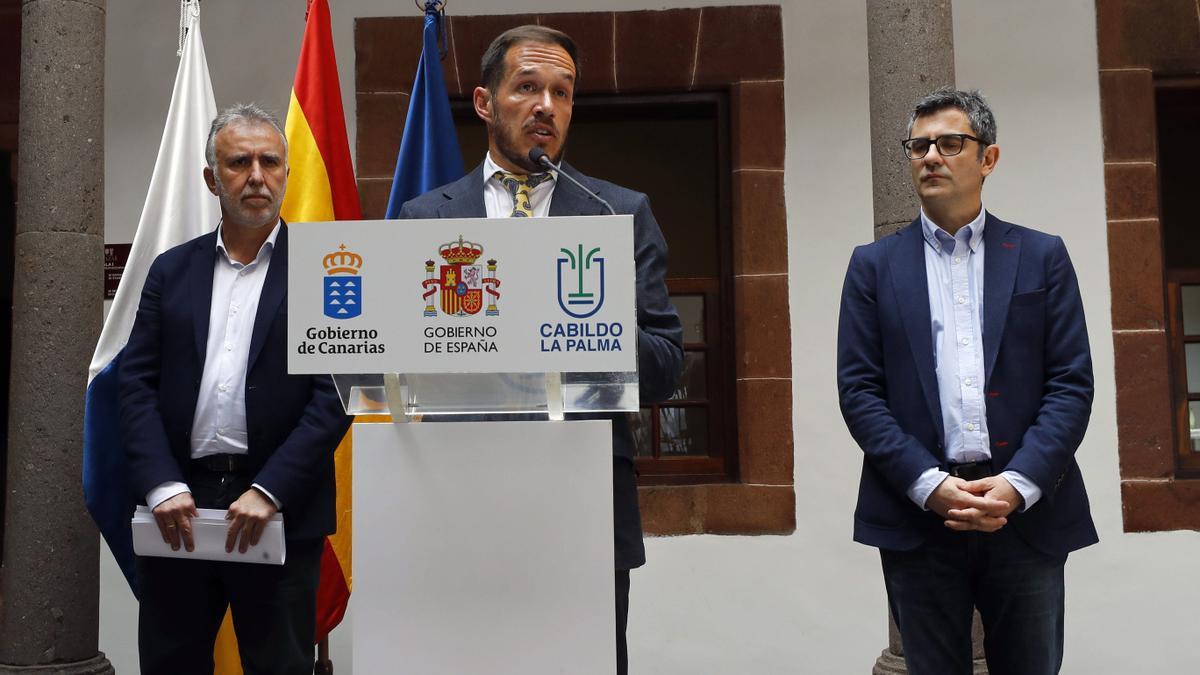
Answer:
[{"left": 82, "top": 2, "right": 218, "bottom": 596}]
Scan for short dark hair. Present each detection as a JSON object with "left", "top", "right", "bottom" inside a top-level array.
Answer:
[
  {"left": 907, "top": 87, "right": 997, "bottom": 158},
  {"left": 480, "top": 25, "right": 580, "bottom": 94}
]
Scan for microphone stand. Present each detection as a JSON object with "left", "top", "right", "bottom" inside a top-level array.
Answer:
[{"left": 528, "top": 148, "right": 616, "bottom": 216}]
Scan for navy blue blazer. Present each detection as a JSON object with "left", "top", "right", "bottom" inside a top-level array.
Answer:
[
  {"left": 118, "top": 224, "right": 352, "bottom": 541},
  {"left": 397, "top": 162, "right": 686, "bottom": 460},
  {"left": 837, "top": 214, "right": 1098, "bottom": 557}
]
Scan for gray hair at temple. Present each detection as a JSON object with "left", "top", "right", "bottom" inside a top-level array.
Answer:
[
  {"left": 906, "top": 87, "right": 997, "bottom": 158},
  {"left": 480, "top": 25, "right": 580, "bottom": 94},
  {"left": 204, "top": 103, "right": 288, "bottom": 170}
]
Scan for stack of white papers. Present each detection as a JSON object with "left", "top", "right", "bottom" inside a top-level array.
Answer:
[{"left": 131, "top": 506, "right": 286, "bottom": 565}]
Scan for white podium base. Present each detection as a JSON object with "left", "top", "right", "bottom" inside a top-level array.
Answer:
[{"left": 353, "top": 420, "right": 616, "bottom": 675}]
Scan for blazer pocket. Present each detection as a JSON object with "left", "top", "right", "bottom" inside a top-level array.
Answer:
[{"left": 1010, "top": 288, "right": 1046, "bottom": 307}]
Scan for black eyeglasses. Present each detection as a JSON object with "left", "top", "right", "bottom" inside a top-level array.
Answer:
[{"left": 900, "top": 133, "right": 984, "bottom": 159}]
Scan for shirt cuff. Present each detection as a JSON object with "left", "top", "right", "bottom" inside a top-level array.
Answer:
[
  {"left": 252, "top": 483, "right": 282, "bottom": 510},
  {"left": 146, "top": 482, "right": 190, "bottom": 510},
  {"left": 999, "top": 470, "right": 1042, "bottom": 511},
  {"left": 906, "top": 468, "right": 949, "bottom": 511}
]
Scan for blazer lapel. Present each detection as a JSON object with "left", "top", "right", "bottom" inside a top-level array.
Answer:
[
  {"left": 436, "top": 165, "right": 487, "bottom": 218},
  {"left": 982, "top": 213, "right": 1020, "bottom": 385},
  {"left": 247, "top": 223, "right": 288, "bottom": 372},
  {"left": 189, "top": 232, "right": 218, "bottom": 364},
  {"left": 887, "top": 219, "right": 944, "bottom": 441},
  {"left": 549, "top": 162, "right": 608, "bottom": 217}
]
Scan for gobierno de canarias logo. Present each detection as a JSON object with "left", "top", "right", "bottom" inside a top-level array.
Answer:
[
  {"left": 323, "top": 243, "right": 362, "bottom": 320},
  {"left": 421, "top": 235, "right": 501, "bottom": 317}
]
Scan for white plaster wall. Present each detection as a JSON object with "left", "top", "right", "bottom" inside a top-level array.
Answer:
[
  {"left": 954, "top": 1, "right": 1200, "bottom": 671},
  {"left": 99, "top": 1, "right": 1199, "bottom": 673}
]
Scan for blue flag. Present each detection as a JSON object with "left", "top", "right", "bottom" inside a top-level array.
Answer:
[{"left": 384, "top": 0, "right": 465, "bottom": 217}]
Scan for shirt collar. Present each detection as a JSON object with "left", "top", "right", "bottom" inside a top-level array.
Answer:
[
  {"left": 216, "top": 219, "right": 281, "bottom": 266},
  {"left": 920, "top": 205, "right": 987, "bottom": 255},
  {"left": 484, "top": 151, "right": 557, "bottom": 184}
]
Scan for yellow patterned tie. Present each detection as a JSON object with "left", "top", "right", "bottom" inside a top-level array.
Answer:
[{"left": 495, "top": 171, "right": 553, "bottom": 217}]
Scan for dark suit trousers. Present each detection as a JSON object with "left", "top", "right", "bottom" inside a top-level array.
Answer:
[
  {"left": 137, "top": 466, "right": 323, "bottom": 675},
  {"left": 880, "top": 525, "right": 1066, "bottom": 675},
  {"left": 613, "top": 456, "right": 642, "bottom": 675}
]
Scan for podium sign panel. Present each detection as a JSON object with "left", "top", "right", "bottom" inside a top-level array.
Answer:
[
  {"left": 353, "top": 420, "right": 616, "bottom": 675},
  {"left": 287, "top": 217, "right": 636, "bottom": 374}
]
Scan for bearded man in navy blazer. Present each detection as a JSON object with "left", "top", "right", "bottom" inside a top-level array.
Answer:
[
  {"left": 398, "top": 26, "right": 683, "bottom": 675},
  {"left": 837, "top": 88, "right": 1097, "bottom": 674},
  {"left": 119, "top": 104, "right": 351, "bottom": 674}
]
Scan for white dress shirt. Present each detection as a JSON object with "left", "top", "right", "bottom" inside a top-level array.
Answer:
[
  {"left": 146, "top": 221, "right": 282, "bottom": 510},
  {"left": 483, "top": 152, "right": 557, "bottom": 218},
  {"left": 905, "top": 206, "right": 1042, "bottom": 511}
]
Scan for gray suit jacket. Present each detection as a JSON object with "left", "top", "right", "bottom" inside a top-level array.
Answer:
[{"left": 397, "top": 162, "right": 686, "bottom": 460}]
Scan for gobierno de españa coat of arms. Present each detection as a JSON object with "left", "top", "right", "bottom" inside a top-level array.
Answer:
[{"left": 422, "top": 235, "right": 500, "bottom": 317}]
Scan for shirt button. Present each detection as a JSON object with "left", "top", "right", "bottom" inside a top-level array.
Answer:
[
  {"left": 225, "top": 343, "right": 233, "bottom": 351},
  {"left": 964, "top": 378, "right": 974, "bottom": 387},
  {"left": 956, "top": 296, "right": 966, "bottom": 304},
  {"left": 965, "top": 423, "right": 976, "bottom": 431},
  {"left": 954, "top": 257, "right": 962, "bottom": 265},
  {"left": 960, "top": 337, "right": 970, "bottom": 346},
  {"left": 217, "top": 427, "right": 225, "bottom": 434}
]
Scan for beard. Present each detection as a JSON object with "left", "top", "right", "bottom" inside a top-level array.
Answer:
[
  {"left": 214, "top": 173, "right": 281, "bottom": 230},
  {"left": 491, "top": 108, "right": 566, "bottom": 174}
]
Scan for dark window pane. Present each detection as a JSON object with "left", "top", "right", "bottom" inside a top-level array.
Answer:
[
  {"left": 659, "top": 407, "right": 709, "bottom": 456},
  {"left": 673, "top": 295, "right": 705, "bottom": 343},
  {"left": 570, "top": 116, "right": 719, "bottom": 278},
  {"left": 630, "top": 408, "right": 654, "bottom": 457},
  {"left": 670, "top": 352, "right": 707, "bottom": 401},
  {"left": 1184, "top": 285, "right": 1200, "bottom": 335},
  {"left": 1158, "top": 88, "right": 1200, "bottom": 269},
  {"left": 452, "top": 96, "right": 721, "bottom": 278}
]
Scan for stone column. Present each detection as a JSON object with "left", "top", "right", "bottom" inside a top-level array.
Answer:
[
  {"left": 0, "top": 0, "right": 112, "bottom": 672},
  {"left": 867, "top": 0, "right": 955, "bottom": 240},
  {"left": 865, "top": 1, "right": 985, "bottom": 673}
]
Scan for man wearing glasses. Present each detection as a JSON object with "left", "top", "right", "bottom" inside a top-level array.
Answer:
[{"left": 837, "top": 88, "right": 1097, "bottom": 674}]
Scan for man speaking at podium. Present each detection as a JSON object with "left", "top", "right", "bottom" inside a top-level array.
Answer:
[{"left": 399, "top": 25, "right": 684, "bottom": 675}]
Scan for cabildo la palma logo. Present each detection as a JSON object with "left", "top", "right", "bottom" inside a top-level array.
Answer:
[
  {"left": 540, "top": 242, "right": 623, "bottom": 353},
  {"left": 419, "top": 235, "right": 501, "bottom": 354},
  {"left": 557, "top": 244, "right": 605, "bottom": 318}
]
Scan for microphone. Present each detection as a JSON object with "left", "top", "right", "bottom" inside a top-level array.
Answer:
[{"left": 528, "top": 147, "right": 615, "bottom": 216}]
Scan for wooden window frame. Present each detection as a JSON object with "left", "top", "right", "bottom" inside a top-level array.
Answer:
[
  {"left": 636, "top": 277, "right": 737, "bottom": 484},
  {"left": 1166, "top": 274, "right": 1200, "bottom": 474},
  {"left": 355, "top": 6, "right": 794, "bottom": 535},
  {"left": 448, "top": 92, "right": 740, "bottom": 485}
]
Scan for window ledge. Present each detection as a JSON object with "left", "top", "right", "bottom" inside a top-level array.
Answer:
[
  {"left": 1121, "top": 479, "right": 1200, "bottom": 531},
  {"left": 639, "top": 483, "right": 795, "bottom": 535}
]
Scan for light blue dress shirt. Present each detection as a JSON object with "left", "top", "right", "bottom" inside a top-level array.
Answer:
[{"left": 905, "top": 207, "right": 1043, "bottom": 511}]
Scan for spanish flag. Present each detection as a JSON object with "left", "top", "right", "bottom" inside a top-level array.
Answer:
[{"left": 213, "top": 0, "right": 359, "bottom": 671}]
